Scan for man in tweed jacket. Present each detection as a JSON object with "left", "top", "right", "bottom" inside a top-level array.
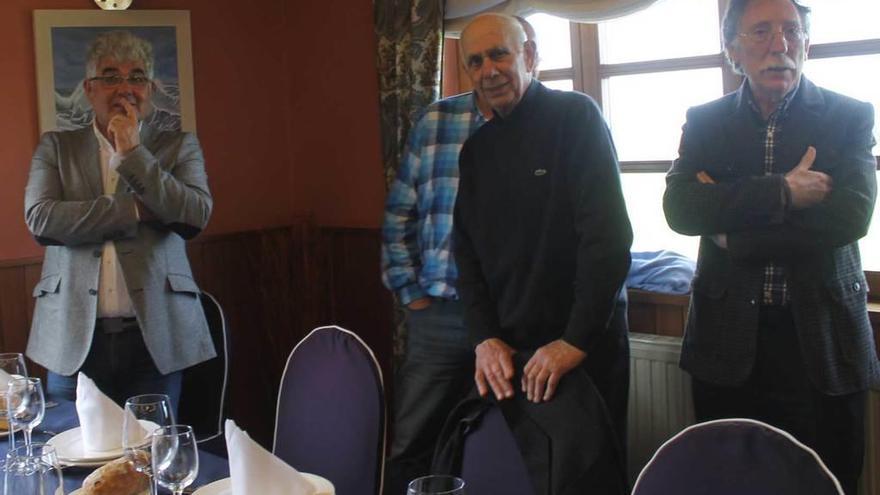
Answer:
[
  {"left": 663, "top": 1, "right": 878, "bottom": 493},
  {"left": 24, "top": 31, "right": 214, "bottom": 409}
]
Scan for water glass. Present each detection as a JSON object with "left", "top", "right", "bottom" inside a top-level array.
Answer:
[
  {"left": 151, "top": 425, "right": 198, "bottom": 495},
  {"left": 4, "top": 443, "right": 64, "bottom": 495},
  {"left": 123, "top": 394, "right": 174, "bottom": 495},
  {"left": 0, "top": 353, "right": 28, "bottom": 452},
  {"left": 407, "top": 475, "right": 466, "bottom": 495},
  {"left": 6, "top": 378, "right": 45, "bottom": 448}
]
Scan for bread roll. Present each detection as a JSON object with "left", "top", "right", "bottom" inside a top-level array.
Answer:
[{"left": 80, "top": 457, "right": 150, "bottom": 495}]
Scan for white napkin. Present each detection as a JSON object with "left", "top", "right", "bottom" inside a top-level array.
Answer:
[
  {"left": 75, "top": 373, "right": 129, "bottom": 452},
  {"left": 225, "top": 419, "right": 318, "bottom": 495}
]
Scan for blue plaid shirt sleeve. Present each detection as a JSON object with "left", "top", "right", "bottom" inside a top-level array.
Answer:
[{"left": 381, "top": 119, "right": 428, "bottom": 304}]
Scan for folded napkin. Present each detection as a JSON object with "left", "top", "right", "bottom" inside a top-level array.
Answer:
[
  {"left": 76, "top": 373, "right": 138, "bottom": 452},
  {"left": 225, "top": 419, "right": 319, "bottom": 495}
]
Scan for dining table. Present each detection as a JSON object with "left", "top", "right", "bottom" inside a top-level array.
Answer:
[{"left": 1, "top": 395, "right": 230, "bottom": 494}]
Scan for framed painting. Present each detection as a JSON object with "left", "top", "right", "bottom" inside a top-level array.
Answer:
[{"left": 33, "top": 10, "right": 196, "bottom": 134}]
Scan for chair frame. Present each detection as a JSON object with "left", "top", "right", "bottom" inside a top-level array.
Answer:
[
  {"left": 272, "top": 325, "right": 387, "bottom": 494},
  {"left": 195, "top": 291, "right": 230, "bottom": 445},
  {"left": 632, "top": 418, "right": 844, "bottom": 495}
]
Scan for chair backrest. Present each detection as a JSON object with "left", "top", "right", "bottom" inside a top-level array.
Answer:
[
  {"left": 460, "top": 406, "right": 536, "bottom": 495},
  {"left": 177, "top": 291, "right": 230, "bottom": 444},
  {"left": 273, "top": 326, "right": 385, "bottom": 495},
  {"left": 632, "top": 418, "right": 844, "bottom": 495}
]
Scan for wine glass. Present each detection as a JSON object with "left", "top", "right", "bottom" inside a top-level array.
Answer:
[
  {"left": 151, "top": 425, "right": 198, "bottom": 495},
  {"left": 4, "top": 443, "right": 64, "bottom": 495},
  {"left": 0, "top": 353, "right": 28, "bottom": 452},
  {"left": 123, "top": 394, "right": 174, "bottom": 495},
  {"left": 6, "top": 378, "right": 45, "bottom": 449},
  {"left": 407, "top": 475, "right": 466, "bottom": 495}
]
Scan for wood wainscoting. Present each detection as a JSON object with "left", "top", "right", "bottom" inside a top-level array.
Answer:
[
  {"left": 0, "top": 218, "right": 393, "bottom": 448},
  {"left": 1, "top": 220, "right": 878, "bottom": 480}
]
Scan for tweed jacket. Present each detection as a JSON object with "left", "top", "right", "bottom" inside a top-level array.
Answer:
[
  {"left": 24, "top": 124, "right": 216, "bottom": 376},
  {"left": 664, "top": 77, "right": 879, "bottom": 395}
]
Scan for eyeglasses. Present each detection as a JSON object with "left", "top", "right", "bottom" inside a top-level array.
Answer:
[
  {"left": 88, "top": 75, "right": 151, "bottom": 88},
  {"left": 738, "top": 26, "right": 806, "bottom": 44}
]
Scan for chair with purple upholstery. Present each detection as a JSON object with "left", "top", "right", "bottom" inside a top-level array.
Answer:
[
  {"left": 460, "top": 405, "right": 536, "bottom": 495},
  {"left": 273, "top": 326, "right": 386, "bottom": 495},
  {"left": 632, "top": 418, "right": 844, "bottom": 495}
]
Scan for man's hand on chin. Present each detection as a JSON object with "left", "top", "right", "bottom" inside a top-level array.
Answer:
[
  {"left": 474, "top": 338, "right": 516, "bottom": 401},
  {"left": 522, "top": 339, "right": 586, "bottom": 403},
  {"left": 107, "top": 99, "right": 140, "bottom": 154}
]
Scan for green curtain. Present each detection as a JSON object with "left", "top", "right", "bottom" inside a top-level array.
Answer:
[{"left": 375, "top": 0, "right": 444, "bottom": 367}]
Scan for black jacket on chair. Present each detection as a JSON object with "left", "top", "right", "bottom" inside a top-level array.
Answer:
[{"left": 432, "top": 353, "right": 627, "bottom": 495}]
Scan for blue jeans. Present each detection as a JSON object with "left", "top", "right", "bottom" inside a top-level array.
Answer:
[
  {"left": 386, "top": 299, "right": 475, "bottom": 495},
  {"left": 46, "top": 320, "right": 182, "bottom": 414}
]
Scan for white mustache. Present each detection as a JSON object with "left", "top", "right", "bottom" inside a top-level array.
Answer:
[{"left": 762, "top": 55, "right": 797, "bottom": 71}]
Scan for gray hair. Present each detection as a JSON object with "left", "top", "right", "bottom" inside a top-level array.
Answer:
[
  {"left": 85, "top": 30, "right": 154, "bottom": 79},
  {"left": 721, "top": 0, "right": 810, "bottom": 73}
]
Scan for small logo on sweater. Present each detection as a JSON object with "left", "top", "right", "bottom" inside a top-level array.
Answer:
[{"left": 534, "top": 169, "right": 547, "bottom": 176}]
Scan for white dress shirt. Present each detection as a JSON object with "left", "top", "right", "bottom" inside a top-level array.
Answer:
[{"left": 93, "top": 123, "right": 136, "bottom": 318}]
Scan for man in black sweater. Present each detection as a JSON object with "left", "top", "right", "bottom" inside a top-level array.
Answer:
[{"left": 454, "top": 13, "right": 633, "bottom": 456}]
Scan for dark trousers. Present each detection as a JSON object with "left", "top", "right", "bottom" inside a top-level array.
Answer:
[
  {"left": 46, "top": 318, "right": 182, "bottom": 414},
  {"left": 692, "top": 306, "right": 866, "bottom": 495},
  {"left": 385, "top": 299, "right": 475, "bottom": 495},
  {"left": 584, "top": 296, "right": 630, "bottom": 471}
]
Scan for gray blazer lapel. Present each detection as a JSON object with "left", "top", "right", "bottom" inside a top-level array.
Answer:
[
  {"left": 76, "top": 127, "right": 102, "bottom": 198},
  {"left": 139, "top": 123, "right": 158, "bottom": 152}
]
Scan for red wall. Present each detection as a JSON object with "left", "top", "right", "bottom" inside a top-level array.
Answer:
[
  {"left": 0, "top": 0, "right": 384, "bottom": 261},
  {"left": 287, "top": 0, "right": 385, "bottom": 229}
]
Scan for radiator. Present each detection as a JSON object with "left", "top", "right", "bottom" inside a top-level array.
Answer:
[
  {"left": 627, "top": 333, "right": 694, "bottom": 482},
  {"left": 626, "top": 333, "right": 880, "bottom": 495}
]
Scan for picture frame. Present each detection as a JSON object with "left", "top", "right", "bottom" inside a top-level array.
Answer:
[{"left": 33, "top": 10, "right": 196, "bottom": 134}]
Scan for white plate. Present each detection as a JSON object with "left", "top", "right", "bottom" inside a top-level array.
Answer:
[
  {"left": 46, "top": 427, "right": 122, "bottom": 464},
  {"left": 47, "top": 420, "right": 158, "bottom": 466},
  {"left": 193, "top": 473, "right": 334, "bottom": 495},
  {"left": 70, "top": 490, "right": 147, "bottom": 495}
]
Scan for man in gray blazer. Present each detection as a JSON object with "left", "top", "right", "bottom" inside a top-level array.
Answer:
[
  {"left": 24, "top": 30, "right": 215, "bottom": 409},
  {"left": 664, "top": 1, "right": 878, "bottom": 493}
]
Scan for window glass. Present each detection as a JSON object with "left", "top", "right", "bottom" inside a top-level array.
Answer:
[
  {"left": 599, "top": 0, "right": 720, "bottom": 64},
  {"left": 805, "top": 54, "right": 880, "bottom": 155},
  {"left": 621, "top": 173, "right": 698, "bottom": 260},
  {"left": 604, "top": 68, "right": 723, "bottom": 162},
  {"left": 803, "top": 0, "right": 880, "bottom": 45},
  {"left": 542, "top": 79, "right": 574, "bottom": 91},
  {"left": 859, "top": 173, "right": 880, "bottom": 271},
  {"left": 525, "top": 13, "right": 572, "bottom": 71}
]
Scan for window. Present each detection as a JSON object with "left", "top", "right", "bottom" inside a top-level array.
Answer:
[{"left": 443, "top": 0, "right": 880, "bottom": 273}]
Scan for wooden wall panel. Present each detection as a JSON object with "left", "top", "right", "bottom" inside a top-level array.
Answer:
[
  {"left": 0, "top": 257, "right": 43, "bottom": 377},
  {"left": 627, "top": 289, "right": 688, "bottom": 337},
  {"left": 0, "top": 221, "right": 394, "bottom": 449},
  {"left": 318, "top": 228, "right": 394, "bottom": 383},
  {"left": 2, "top": 224, "right": 876, "bottom": 454}
]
